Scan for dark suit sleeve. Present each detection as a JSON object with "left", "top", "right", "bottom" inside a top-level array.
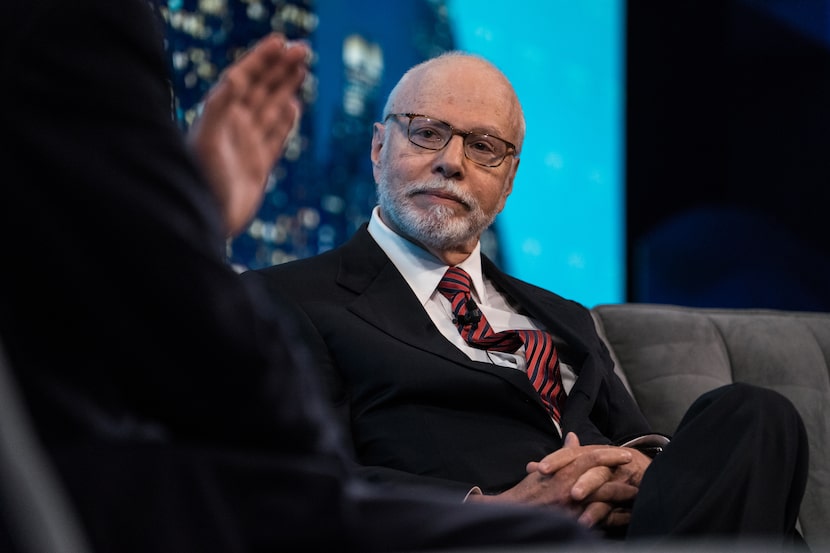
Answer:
[
  {"left": 487, "top": 266, "right": 655, "bottom": 445},
  {"left": 1, "top": 2, "right": 352, "bottom": 549},
  {"left": 2, "top": 0, "right": 340, "bottom": 448},
  {"left": 242, "top": 269, "right": 478, "bottom": 500},
  {"left": 242, "top": 271, "right": 358, "bottom": 450},
  {"left": 558, "top": 305, "right": 656, "bottom": 445}
]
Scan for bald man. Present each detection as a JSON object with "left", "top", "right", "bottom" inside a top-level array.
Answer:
[{"left": 245, "top": 51, "right": 808, "bottom": 546}]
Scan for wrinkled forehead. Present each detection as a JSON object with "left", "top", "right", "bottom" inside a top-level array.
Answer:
[{"left": 393, "top": 58, "right": 522, "bottom": 141}]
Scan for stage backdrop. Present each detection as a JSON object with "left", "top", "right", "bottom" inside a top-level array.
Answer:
[{"left": 160, "top": 0, "right": 625, "bottom": 307}]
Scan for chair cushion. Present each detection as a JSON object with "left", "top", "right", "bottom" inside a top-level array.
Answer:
[{"left": 591, "top": 303, "right": 830, "bottom": 548}]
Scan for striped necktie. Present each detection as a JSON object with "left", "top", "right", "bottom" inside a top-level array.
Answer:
[{"left": 437, "top": 266, "right": 567, "bottom": 423}]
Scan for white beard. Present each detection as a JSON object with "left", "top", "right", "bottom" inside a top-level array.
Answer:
[{"left": 376, "top": 170, "right": 497, "bottom": 251}]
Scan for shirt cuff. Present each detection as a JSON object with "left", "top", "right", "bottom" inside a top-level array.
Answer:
[
  {"left": 462, "top": 486, "right": 483, "bottom": 502},
  {"left": 618, "top": 433, "right": 671, "bottom": 458}
]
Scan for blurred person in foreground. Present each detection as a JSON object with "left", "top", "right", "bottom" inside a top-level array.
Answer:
[
  {"left": 0, "top": 1, "right": 599, "bottom": 551},
  {"left": 244, "top": 50, "right": 810, "bottom": 548}
]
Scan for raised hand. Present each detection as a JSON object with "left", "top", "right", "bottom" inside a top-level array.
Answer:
[{"left": 187, "top": 34, "right": 310, "bottom": 236}]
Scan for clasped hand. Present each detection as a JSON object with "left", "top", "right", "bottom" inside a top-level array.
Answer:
[{"left": 469, "top": 432, "right": 651, "bottom": 530}]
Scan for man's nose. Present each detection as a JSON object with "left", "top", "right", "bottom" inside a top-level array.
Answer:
[{"left": 432, "top": 134, "right": 466, "bottom": 179}]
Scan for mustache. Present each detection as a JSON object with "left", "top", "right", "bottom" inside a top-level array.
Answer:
[{"left": 405, "top": 179, "right": 476, "bottom": 210}]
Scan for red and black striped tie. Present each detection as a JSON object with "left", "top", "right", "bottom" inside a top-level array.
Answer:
[{"left": 437, "top": 267, "right": 567, "bottom": 423}]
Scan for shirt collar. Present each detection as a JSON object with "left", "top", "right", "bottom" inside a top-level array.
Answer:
[{"left": 367, "top": 206, "right": 487, "bottom": 306}]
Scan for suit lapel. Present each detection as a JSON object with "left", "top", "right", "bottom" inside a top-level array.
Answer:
[
  {"left": 481, "top": 257, "right": 605, "bottom": 429},
  {"left": 335, "top": 226, "right": 466, "bottom": 362},
  {"left": 335, "top": 227, "right": 549, "bottom": 399},
  {"left": 481, "top": 256, "right": 592, "bottom": 370}
]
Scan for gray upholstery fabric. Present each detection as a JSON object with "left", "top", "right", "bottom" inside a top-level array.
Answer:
[
  {"left": 591, "top": 303, "right": 830, "bottom": 550},
  {"left": 0, "top": 340, "right": 92, "bottom": 553}
]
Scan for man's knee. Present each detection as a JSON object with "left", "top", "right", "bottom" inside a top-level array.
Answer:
[{"left": 679, "top": 382, "right": 801, "bottom": 432}]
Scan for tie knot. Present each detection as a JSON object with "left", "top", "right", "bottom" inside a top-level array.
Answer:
[{"left": 437, "top": 267, "right": 473, "bottom": 297}]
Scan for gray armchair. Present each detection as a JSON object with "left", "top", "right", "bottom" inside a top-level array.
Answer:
[{"left": 591, "top": 303, "right": 830, "bottom": 551}]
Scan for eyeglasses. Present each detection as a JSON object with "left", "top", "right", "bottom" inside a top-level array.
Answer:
[{"left": 384, "top": 113, "right": 517, "bottom": 168}]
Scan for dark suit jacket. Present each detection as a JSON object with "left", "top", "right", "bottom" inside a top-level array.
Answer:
[
  {"left": 0, "top": 2, "right": 353, "bottom": 550},
  {"left": 246, "top": 225, "right": 653, "bottom": 497}
]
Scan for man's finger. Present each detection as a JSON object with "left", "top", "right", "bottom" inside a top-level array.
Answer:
[
  {"left": 603, "top": 508, "right": 632, "bottom": 529},
  {"left": 570, "top": 466, "right": 612, "bottom": 501},
  {"left": 576, "top": 501, "right": 612, "bottom": 528},
  {"left": 538, "top": 445, "right": 631, "bottom": 475},
  {"left": 582, "top": 481, "right": 638, "bottom": 505}
]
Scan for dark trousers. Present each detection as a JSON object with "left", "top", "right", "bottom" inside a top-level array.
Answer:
[{"left": 627, "top": 383, "right": 809, "bottom": 547}]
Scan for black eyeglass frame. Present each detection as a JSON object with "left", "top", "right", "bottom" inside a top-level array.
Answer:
[{"left": 384, "top": 113, "right": 518, "bottom": 168}]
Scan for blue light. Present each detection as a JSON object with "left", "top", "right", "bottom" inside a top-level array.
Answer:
[{"left": 447, "top": 0, "right": 624, "bottom": 306}]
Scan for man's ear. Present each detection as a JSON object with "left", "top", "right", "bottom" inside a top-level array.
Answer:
[
  {"left": 496, "top": 157, "right": 519, "bottom": 213},
  {"left": 371, "top": 122, "right": 385, "bottom": 175},
  {"left": 371, "top": 123, "right": 386, "bottom": 167}
]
